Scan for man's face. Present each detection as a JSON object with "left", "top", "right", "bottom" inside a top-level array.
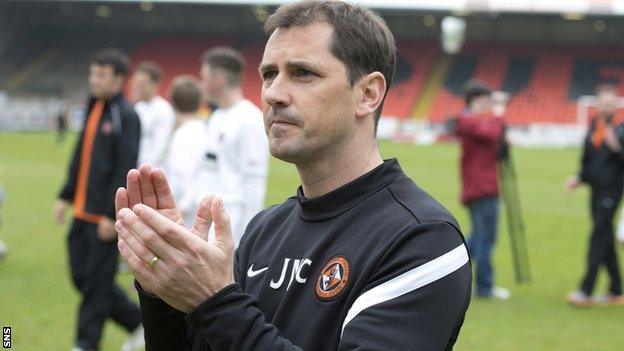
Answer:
[
  {"left": 597, "top": 90, "right": 619, "bottom": 118},
  {"left": 470, "top": 94, "right": 492, "bottom": 116},
  {"left": 259, "top": 22, "right": 356, "bottom": 163},
  {"left": 200, "top": 63, "right": 225, "bottom": 102},
  {"left": 131, "top": 71, "right": 156, "bottom": 102},
  {"left": 89, "top": 64, "right": 124, "bottom": 99}
]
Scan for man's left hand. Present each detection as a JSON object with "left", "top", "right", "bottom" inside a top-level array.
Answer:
[
  {"left": 116, "top": 195, "right": 235, "bottom": 313},
  {"left": 97, "top": 217, "right": 117, "bottom": 241}
]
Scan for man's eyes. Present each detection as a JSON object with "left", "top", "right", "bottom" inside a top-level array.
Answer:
[
  {"left": 262, "top": 70, "right": 278, "bottom": 81},
  {"left": 294, "top": 69, "right": 317, "bottom": 78},
  {"left": 261, "top": 69, "right": 318, "bottom": 81}
]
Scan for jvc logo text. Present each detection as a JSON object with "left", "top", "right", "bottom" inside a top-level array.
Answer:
[{"left": 270, "top": 258, "right": 312, "bottom": 291}]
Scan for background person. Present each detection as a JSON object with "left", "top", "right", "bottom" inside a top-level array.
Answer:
[
  {"left": 197, "top": 47, "right": 269, "bottom": 246},
  {"left": 565, "top": 83, "right": 624, "bottom": 307},
  {"left": 163, "top": 76, "right": 208, "bottom": 225},
  {"left": 455, "top": 80, "right": 510, "bottom": 300},
  {"left": 56, "top": 99, "right": 70, "bottom": 146},
  {"left": 53, "top": 48, "right": 144, "bottom": 351},
  {"left": 131, "top": 61, "right": 175, "bottom": 168}
]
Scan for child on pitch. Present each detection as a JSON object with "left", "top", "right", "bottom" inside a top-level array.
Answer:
[{"left": 162, "top": 76, "right": 209, "bottom": 226}]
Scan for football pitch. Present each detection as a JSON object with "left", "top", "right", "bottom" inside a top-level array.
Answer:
[{"left": 0, "top": 132, "right": 623, "bottom": 350}]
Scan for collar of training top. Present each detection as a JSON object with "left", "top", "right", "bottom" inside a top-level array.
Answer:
[{"left": 296, "top": 158, "right": 406, "bottom": 222}]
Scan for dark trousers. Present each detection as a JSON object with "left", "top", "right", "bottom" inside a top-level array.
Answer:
[
  {"left": 580, "top": 189, "right": 623, "bottom": 296},
  {"left": 467, "top": 197, "right": 500, "bottom": 297},
  {"left": 68, "top": 219, "right": 142, "bottom": 350}
]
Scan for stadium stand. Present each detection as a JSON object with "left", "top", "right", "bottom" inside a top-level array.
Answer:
[
  {"left": 123, "top": 40, "right": 624, "bottom": 124},
  {"left": 382, "top": 41, "right": 437, "bottom": 118},
  {"left": 428, "top": 43, "right": 624, "bottom": 125},
  {"left": 3, "top": 31, "right": 624, "bottom": 126},
  {"left": 0, "top": 30, "right": 146, "bottom": 96},
  {"left": 130, "top": 37, "right": 264, "bottom": 105}
]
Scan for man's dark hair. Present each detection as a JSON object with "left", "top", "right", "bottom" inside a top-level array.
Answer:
[
  {"left": 135, "top": 61, "right": 163, "bottom": 83},
  {"left": 201, "top": 47, "right": 246, "bottom": 87},
  {"left": 463, "top": 79, "right": 492, "bottom": 105},
  {"left": 91, "top": 48, "right": 131, "bottom": 77},
  {"left": 170, "top": 75, "right": 202, "bottom": 113},
  {"left": 264, "top": 0, "right": 397, "bottom": 132}
]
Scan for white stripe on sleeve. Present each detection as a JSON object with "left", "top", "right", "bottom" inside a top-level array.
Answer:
[{"left": 341, "top": 244, "right": 469, "bottom": 336}]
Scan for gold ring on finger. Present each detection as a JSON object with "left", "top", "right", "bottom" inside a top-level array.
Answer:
[{"left": 147, "top": 256, "right": 159, "bottom": 268}]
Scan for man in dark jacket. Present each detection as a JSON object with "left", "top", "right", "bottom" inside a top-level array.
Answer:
[
  {"left": 565, "top": 83, "right": 624, "bottom": 307},
  {"left": 54, "top": 48, "right": 143, "bottom": 351},
  {"left": 456, "top": 80, "right": 509, "bottom": 300},
  {"left": 113, "top": 1, "right": 472, "bottom": 350}
]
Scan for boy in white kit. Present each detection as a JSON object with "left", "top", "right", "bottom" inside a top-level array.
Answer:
[
  {"left": 131, "top": 61, "right": 175, "bottom": 168},
  {"left": 198, "top": 47, "right": 269, "bottom": 246},
  {"left": 164, "top": 76, "right": 208, "bottom": 226}
]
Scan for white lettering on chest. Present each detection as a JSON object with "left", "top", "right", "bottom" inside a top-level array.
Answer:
[{"left": 270, "top": 258, "right": 312, "bottom": 291}]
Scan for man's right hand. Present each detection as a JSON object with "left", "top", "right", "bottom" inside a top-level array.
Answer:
[
  {"left": 564, "top": 175, "right": 581, "bottom": 192},
  {"left": 115, "top": 164, "right": 214, "bottom": 240},
  {"left": 115, "top": 164, "right": 219, "bottom": 296},
  {"left": 115, "top": 164, "right": 185, "bottom": 226},
  {"left": 54, "top": 199, "right": 68, "bottom": 225}
]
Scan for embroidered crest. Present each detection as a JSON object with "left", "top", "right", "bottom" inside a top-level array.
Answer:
[{"left": 315, "top": 256, "right": 350, "bottom": 301}]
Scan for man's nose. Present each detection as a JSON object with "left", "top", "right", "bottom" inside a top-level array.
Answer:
[{"left": 263, "top": 74, "right": 291, "bottom": 108}]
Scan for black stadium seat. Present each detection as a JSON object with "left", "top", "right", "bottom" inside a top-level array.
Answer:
[{"left": 502, "top": 57, "right": 535, "bottom": 94}]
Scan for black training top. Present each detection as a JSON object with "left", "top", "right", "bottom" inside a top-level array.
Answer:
[
  {"left": 138, "top": 159, "right": 472, "bottom": 350},
  {"left": 59, "top": 93, "right": 141, "bottom": 220},
  {"left": 579, "top": 120, "right": 624, "bottom": 191}
]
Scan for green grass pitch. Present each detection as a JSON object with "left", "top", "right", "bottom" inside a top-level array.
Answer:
[{"left": 0, "top": 132, "right": 623, "bottom": 350}]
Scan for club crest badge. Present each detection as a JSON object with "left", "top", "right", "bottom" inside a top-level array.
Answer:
[
  {"left": 101, "top": 121, "right": 113, "bottom": 135},
  {"left": 315, "top": 256, "right": 350, "bottom": 301}
]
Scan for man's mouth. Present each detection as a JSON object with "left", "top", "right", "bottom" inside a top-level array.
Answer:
[{"left": 272, "top": 119, "right": 297, "bottom": 126}]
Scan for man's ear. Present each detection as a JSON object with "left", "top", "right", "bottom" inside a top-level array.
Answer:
[{"left": 355, "top": 72, "right": 386, "bottom": 119}]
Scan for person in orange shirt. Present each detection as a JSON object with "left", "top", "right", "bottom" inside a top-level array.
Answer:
[{"left": 53, "top": 48, "right": 143, "bottom": 351}]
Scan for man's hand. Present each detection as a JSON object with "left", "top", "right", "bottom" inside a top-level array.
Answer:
[
  {"left": 54, "top": 199, "right": 68, "bottom": 225},
  {"left": 605, "top": 127, "right": 622, "bottom": 153},
  {"left": 564, "top": 175, "right": 581, "bottom": 192},
  {"left": 115, "top": 164, "right": 184, "bottom": 226},
  {"left": 97, "top": 217, "right": 117, "bottom": 241},
  {"left": 116, "top": 196, "right": 235, "bottom": 313}
]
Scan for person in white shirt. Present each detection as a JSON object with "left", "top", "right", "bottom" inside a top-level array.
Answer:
[
  {"left": 198, "top": 47, "right": 269, "bottom": 246},
  {"left": 131, "top": 61, "right": 175, "bottom": 168},
  {"left": 164, "top": 76, "right": 208, "bottom": 226}
]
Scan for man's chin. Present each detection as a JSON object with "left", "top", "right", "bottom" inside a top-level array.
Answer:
[
  {"left": 269, "top": 143, "right": 301, "bottom": 164},
  {"left": 269, "top": 149, "right": 295, "bottom": 163}
]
